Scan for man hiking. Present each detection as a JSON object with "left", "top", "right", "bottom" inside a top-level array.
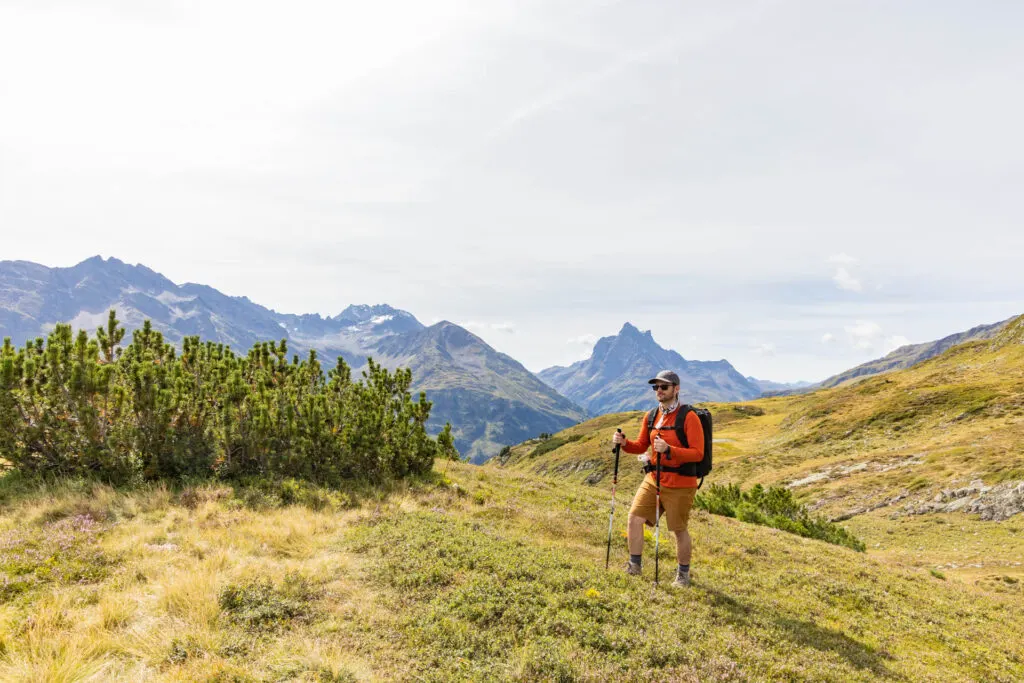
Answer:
[{"left": 611, "top": 370, "right": 704, "bottom": 587}]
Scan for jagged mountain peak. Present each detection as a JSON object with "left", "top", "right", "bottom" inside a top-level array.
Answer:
[
  {"left": 76, "top": 255, "right": 111, "bottom": 267},
  {"left": 618, "top": 321, "right": 647, "bottom": 336},
  {"left": 539, "top": 324, "right": 759, "bottom": 414},
  {"left": 590, "top": 323, "right": 684, "bottom": 368},
  {"left": 615, "top": 322, "right": 657, "bottom": 345},
  {"left": 335, "top": 303, "right": 405, "bottom": 323},
  {"left": 331, "top": 304, "right": 423, "bottom": 336},
  {"left": 67, "top": 255, "right": 174, "bottom": 289}
]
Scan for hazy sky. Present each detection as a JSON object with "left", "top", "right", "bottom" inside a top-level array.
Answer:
[{"left": 2, "top": 0, "right": 1022, "bottom": 382}]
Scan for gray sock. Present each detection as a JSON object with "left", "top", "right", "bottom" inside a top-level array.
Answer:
[
  {"left": 630, "top": 554, "right": 642, "bottom": 566},
  {"left": 678, "top": 564, "right": 690, "bottom": 573}
]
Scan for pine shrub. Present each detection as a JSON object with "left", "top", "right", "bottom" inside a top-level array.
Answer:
[
  {"left": 695, "top": 483, "right": 866, "bottom": 551},
  {"left": 0, "top": 310, "right": 448, "bottom": 486}
]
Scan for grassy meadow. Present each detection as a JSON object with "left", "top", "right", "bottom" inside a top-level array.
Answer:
[
  {"left": 1, "top": 464, "right": 1023, "bottom": 682},
  {"left": 1, "top": 316, "right": 1022, "bottom": 681}
]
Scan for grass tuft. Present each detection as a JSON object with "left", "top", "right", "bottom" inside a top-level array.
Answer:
[{"left": 218, "top": 572, "right": 321, "bottom": 631}]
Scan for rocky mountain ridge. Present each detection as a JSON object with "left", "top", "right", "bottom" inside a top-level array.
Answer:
[
  {"left": 0, "top": 256, "right": 585, "bottom": 462},
  {"left": 538, "top": 322, "right": 761, "bottom": 415}
]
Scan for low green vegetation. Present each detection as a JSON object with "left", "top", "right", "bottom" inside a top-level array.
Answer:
[
  {"left": 530, "top": 434, "right": 583, "bottom": 458},
  {"left": 0, "top": 513, "right": 112, "bottom": 601},
  {"left": 0, "top": 310, "right": 458, "bottom": 486},
  {"left": 695, "top": 483, "right": 866, "bottom": 551},
  {"left": 219, "top": 572, "right": 321, "bottom": 631}
]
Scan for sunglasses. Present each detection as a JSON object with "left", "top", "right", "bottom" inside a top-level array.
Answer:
[{"left": 651, "top": 384, "right": 673, "bottom": 391}]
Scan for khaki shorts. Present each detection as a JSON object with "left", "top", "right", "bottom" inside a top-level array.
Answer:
[{"left": 629, "top": 477, "right": 696, "bottom": 532}]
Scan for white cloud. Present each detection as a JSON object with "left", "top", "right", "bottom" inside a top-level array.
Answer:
[
  {"left": 567, "top": 333, "right": 598, "bottom": 346},
  {"left": 461, "top": 321, "right": 516, "bottom": 334},
  {"left": 828, "top": 253, "right": 858, "bottom": 265},
  {"left": 842, "top": 322, "right": 909, "bottom": 355},
  {"left": 844, "top": 320, "right": 883, "bottom": 350},
  {"left": 821, "top": 332, "right": 836, "bottom": 344},
  {"left": 833, "top": 267, "right": 863, "bottom": 292},
  {"left": 753, "top": 342, "right": 776, "bottom": 357},
  {"left": 885, "top": 335, "right": 911, "bottom": 353}
]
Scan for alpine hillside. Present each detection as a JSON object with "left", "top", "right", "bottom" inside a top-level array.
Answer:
[
  {"left": 497, "top": 313, "right": 1024, "bottom": 588},
  {"left": 539, "top": 322, "right": 761, "bottom": 415},
  {"left": 0, "top": 256, "right": 585, "bottom": 462},
  {"left": 768, "top": 317, "right": 1013, "bottom": 396}
]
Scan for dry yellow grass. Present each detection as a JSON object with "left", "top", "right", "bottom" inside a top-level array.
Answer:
[{"left": 1, "top": 464, "right": 1022, "bottom": 681}]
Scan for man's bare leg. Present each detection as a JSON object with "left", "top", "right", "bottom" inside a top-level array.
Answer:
[
  {"left": 628, "top": 513, "right": 646, "bottom": 556},
  {"left": 674, "top": 529, "right": 691, "bottom": 565}
]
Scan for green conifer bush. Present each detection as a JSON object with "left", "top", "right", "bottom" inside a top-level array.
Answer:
[
  {"left": 695, "top": 483, "right": 866, "bottom": 551},
  {"left": 0, "top": 310, "right": 450, "bottom": 485}
]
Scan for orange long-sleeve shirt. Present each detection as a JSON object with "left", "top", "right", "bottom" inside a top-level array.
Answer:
[{"left": 622, "top": 405, "right": 704, "bottom": 489}]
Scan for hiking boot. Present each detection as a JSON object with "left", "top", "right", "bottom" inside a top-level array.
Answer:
[
  {"left": 672, "top": 567, "right": 691, "bottom": 588},
  {"left": 624, "top": 561, "right": 642, "bottom": 576}
]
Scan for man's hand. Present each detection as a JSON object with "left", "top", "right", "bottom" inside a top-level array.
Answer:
[
  {"left": 637, "top": 453, "right": 651, "bottom": 466},
  {"left": 612, "top": 431, "right": 626, "bottom": 447},
  {"left": 653, "top": 436, "right": 670, "bottom": 454}
]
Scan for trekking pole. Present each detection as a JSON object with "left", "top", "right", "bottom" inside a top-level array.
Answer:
[
  {"left": 654, "top": 445, "right": 662, "bottom": 585},
  {"left": 605, "top": 429, "right": 622, "bottom": 570}
]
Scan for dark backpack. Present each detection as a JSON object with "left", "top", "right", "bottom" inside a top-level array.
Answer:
[{"left": 644, "top": 405, "right": 713, "bottom": 488}]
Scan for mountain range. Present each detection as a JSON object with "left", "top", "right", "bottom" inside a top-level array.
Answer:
[
  {"left": 538, "top": 323, "right": 763, "bottom": 414},
  {"left": 6, "top": 255, "right": 1003, "bottom": 463},
  {"left": 0, "top": 256, "right": 584, "bottom": 462}
]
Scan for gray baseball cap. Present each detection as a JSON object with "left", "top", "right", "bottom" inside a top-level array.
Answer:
[{"left": 647, "top": 370, "right": 680, "bottom": 385}]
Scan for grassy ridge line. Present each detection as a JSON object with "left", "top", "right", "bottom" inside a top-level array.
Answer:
[
  {"left": 721, "top": 322, "right": 1024, "bottom": 497},
  {"left": 2, "top": 463, "right": 1023, "bottom": 681}
]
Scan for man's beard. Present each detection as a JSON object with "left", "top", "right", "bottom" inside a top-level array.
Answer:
[{"left": 660, "top": 395, "right": 679, "bottom": 412}]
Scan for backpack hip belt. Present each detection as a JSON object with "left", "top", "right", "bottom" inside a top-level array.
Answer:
[{"left": 642, "top": 462, "right": 699, "bottom": 476}]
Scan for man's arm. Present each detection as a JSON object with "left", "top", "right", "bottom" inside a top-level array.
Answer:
[{"left": 622, "top": 412, "right": 652, "bottom": 454}]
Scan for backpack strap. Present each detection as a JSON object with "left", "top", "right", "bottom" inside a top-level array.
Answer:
[
  {"left": 647, "top": 405, "right": 693, "bottom": 448},
  {"left": 675, "top": 405, "right": 692, "bottom": 448},
  {"left": 643, "top": 404, "right": 699, "bottom": 477}
]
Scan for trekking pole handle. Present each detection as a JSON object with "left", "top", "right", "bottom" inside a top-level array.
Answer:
[{"left": 611, "top": 428, "right": 622, "bottom": 454}]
